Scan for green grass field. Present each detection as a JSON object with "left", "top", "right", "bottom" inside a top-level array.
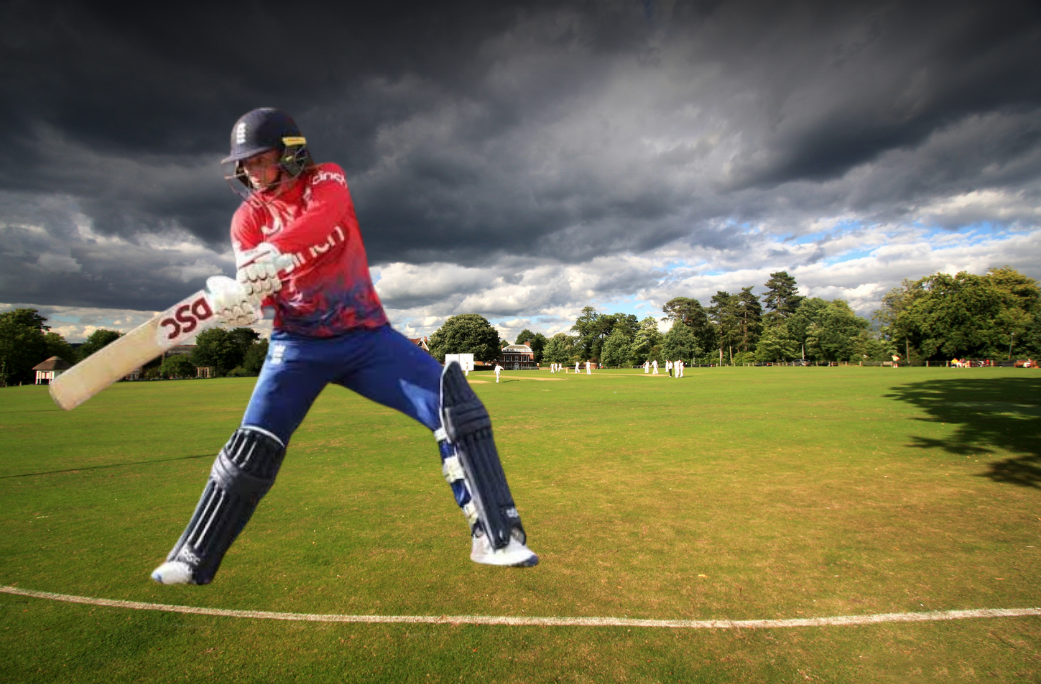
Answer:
[{"left": 1, "top": 366, "right": 1039, "bottom": 682}]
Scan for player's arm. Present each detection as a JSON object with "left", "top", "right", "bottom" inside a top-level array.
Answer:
[{"left": 263, "top": 164, "right": 352, "bottom": 256}]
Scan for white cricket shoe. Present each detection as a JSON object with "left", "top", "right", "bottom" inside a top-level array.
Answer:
[
  {"left": 151, "top": 560, "right": 196, "bottom": 585},
  {"left": 470, "top": 530, "right": 539, "bottom": 567}
]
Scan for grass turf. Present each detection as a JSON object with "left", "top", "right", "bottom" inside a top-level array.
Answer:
[{"left": 0, "top": 366, "right": 1039, "bottom": 682}]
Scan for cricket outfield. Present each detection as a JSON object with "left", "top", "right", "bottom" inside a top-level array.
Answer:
[{"left": 1, "top": 366, "right": 1039, "bottom": 682}]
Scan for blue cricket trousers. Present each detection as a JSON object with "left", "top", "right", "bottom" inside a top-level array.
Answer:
[{"left": 242, "top": 325, "right": 444, "bottom": 445}]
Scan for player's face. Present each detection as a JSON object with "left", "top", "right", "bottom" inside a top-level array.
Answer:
[{"left": 241, "top": 150, "right": 282, "bottom": 189}]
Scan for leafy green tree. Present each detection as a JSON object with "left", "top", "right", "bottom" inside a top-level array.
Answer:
[
  {"left": 898, "top": 274, "right": 966, "bottom": 359},
  {"left": 661, "top": 321, "right": 699, "bottom": 363},
  {"left": 0, "top": 309, "right": 49, "bottom": 334},
  {"left": 570, "top": 306, "right": 600, "bottom": 360},
  {"left": 852, "top": 330, "right": 888, "bottom": 362},
  {"left": 608, "top": 314, "right": 640, "bottom": 343},
  {"left": 995, "top": 307, "right": 1033, "bottom": 359},
  {"left": 242, "top": 339, "right": 269, "bottom": 374},
  {"left": 987, "top": 266, "right": 1039, "bottom": 359},
  {"left": 875, "top": 280, "right": 909, "bottom": 330},
  {"left": 874, "top": 279, "right": 921, "bottom": 357},
  {"left": 161, "top": 354, "right": 197, "bottom": 379},
  {"left": 78, "top": 329, "right": 123, "bottom": 360},
  {"left": 988, "top": 266, "right": 1041, "bottom": 314},
  {"left": 709, "top": 291, "right": 740, "bottom": 363},
  {"left": 662, "top": 297, "right": 715, "bottom": 354},
  {"left": 876, "top": 268, "right": 1041, "bottom": 362},
  {"left": 600, "top": 329, "right": 632, "bottom": 367},
  {"left": 736, "top": 286, "right": 763, "bottom": 353},
  {"left": 229, "top": 327, "right": 261, "bottom": 352},
  {"left": 43, "top": 332, "right": 78, "bottom": 365},
  {"left": 1020, "top": 313, "right": 1041, "bottom": 359},
  {"left": 787, "top": 297, "right": 829, "bottom": 359},
  {"left": 755, "top": 323, "right": 798, "bottom": 362},
  {"left": 541, "top": 333, "right": 577, "bottom": 364},
  {"left": 662, "top": 297, "right": 703, "bottom": 327},
  {"left": 428, "top": 314, "right": 502, "bottom": 363},
  {"left": 762, "top": 271, "right": 803, "bottom": 323},
  {"left": 794, "top": 299, "right": 872, "bottom": 363},
  {"left": 535, "top": 333, "right": 548, "bottom": 361},
  {"left": 219, "top": 327, "right": 263, "bottom": 375},
  {"left": 139, "top": 352, "right": 165, "bottom": 378},
  {"left": 0, "top": 308, "right": 49, "bottom": 385},
  {"left": 902, "top": 272, "right": 1006, "bottom": 360},
  {"left": 804, "top": 322, "right": 824, "bottom": 362},
  {"left": 814, "top": 300, "right": 870, "bottom": 362},
  {"left": 191, "top": 328, "right": 245, "bottom": 376},
  {"left": 570, "top": 311, "right": 635, "bottom": 363},
  {"left": 604, "top": 314, "right": 637, "bottom": 360},
  {"left": 732, "top": 350, "right": 756, "bottom": 366},
  {"left": 630, "top": 316, "right": 663, "bottom": 364},
  {"left": 651, "top": 345, "right": 667, "bottom": 364}
]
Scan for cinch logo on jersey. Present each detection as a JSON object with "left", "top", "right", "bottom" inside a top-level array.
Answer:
[
  {"left": 157, "top": 295, "right": 215, "bottom": 344},
  {"left": 306, "top": 224, "right": 347, "bottom": 261},
  {"left": 311, "top": 170, "right": 348, "bottom": 188}
]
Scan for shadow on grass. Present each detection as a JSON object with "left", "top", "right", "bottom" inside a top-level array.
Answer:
[
  {"left": 0, "top": 453, "right": 213, "bottom": 479},
  {"left": 886, "top": 376, "right": 1041, "bottom": 488}
]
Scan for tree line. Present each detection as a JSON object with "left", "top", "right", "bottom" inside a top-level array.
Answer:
[
  {"left": 0, "top": 310, "right": 268, "bottom": 386},
  {"left": 424, "top": 267, "right": 1041, "bottom": 368},
  {"left": 535, "top": 271, "right": 886, "bottom": 367},
  {"left": 4, "top": 266, "right": 1039, "bottom": 384}
]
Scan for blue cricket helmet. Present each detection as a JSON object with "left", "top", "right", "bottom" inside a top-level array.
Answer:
[
  {"left": 222, "top": 108, "right": 304, "bottom": 162},
  {"left": 222, "top": 108, "right": 312, "bottom": 193}
]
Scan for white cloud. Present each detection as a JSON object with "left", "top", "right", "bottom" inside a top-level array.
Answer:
[
  {"left": 916, "top": 189, "right": 1041, "bottom": 228},
  {"left": 376, "top": 218, "right": 1041, "bottom": 336}
]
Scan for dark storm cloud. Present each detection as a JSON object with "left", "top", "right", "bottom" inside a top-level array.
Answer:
[
  {"left": 0, "top": 0, "right": 533, "bottom": 239},
  {"left": 0, "top": 190, "right": 228, "bottom": 312},
  {"left": 723, "top": 1, "right": 1041, "bottom": 188},
  {"left": 1, "top": 0, "right": 1040, "bottom": 314},
  {"left": 1, "top": 1, "right": 532, "bottom": 154}
]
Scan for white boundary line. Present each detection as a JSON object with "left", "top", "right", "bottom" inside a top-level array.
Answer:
[{"left": 2, "top": 586, "right": 1039, "bottom": 629}]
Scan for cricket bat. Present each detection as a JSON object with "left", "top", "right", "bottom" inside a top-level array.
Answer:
[
  {"left": 50, "top": 251, "right": 295, "bottom": 411},
  {"left": 49, "top": 287, "right": 225, "bottom": 410}
]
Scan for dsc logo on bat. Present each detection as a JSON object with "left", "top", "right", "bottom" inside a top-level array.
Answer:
[{"left": 157, "top": 294, "right": 214, "bottom": 344}]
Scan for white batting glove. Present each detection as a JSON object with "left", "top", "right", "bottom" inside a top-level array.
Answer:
[
  {"left": 236, "top": 242, "right": 284, "bottom": 299},
  {"left": 206, "top": 276, "right": 260, "bottom": 327}
]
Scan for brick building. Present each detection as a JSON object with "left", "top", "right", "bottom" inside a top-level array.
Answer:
[{"left": 500, "top": 341, "right": 537, "bottom": 370}]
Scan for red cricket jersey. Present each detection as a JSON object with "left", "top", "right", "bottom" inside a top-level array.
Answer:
[{"left": 230, "top": 162, "right": 389, "bottom": 337}]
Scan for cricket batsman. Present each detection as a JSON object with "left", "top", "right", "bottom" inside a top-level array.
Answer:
[{"left": 151, "top": 108, "right": 537, "bottom": 585}]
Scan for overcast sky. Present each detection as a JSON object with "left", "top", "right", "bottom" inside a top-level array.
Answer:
[{"left": 2, "top": 0, "right": 1040, "bottom": 342}]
